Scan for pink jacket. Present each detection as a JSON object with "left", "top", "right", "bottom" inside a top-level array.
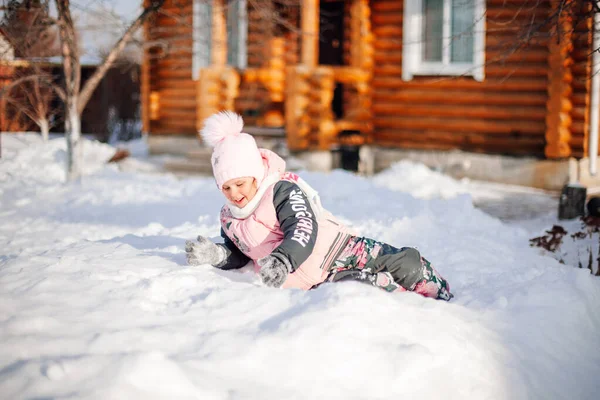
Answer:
[{"left": 219, "top": 150, "right": 351, "bottom": 290}]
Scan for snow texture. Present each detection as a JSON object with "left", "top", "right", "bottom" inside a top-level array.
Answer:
[{"left": 1, "top": 133, "right": 599, "bottom": 400}]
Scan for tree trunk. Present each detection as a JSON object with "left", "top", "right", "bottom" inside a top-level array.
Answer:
[
  {"left": 65, "top": 97, "right": 82, "bottom": 181},
  {"left": 39, "top": 119, "right": 50, "bottom": 141}
]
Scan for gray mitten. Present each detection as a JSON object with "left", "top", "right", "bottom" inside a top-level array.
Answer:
[
  {"left": 257, "top": 255, "right": 291, "bottom": 288},
  {"left": 185, "top": 235, "right": 226, "bottom": 267}
]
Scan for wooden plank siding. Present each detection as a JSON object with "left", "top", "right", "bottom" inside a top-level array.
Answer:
[
  {"left": 143, "top": 0, "right": 596, "bottom": 160},
  {"left": 144, "top": 0, "right": 295, "bottom": 133},
  {"left": 145, "top": 0, "right": 196, "bottom": 135},
  {"left": 370, "top": 0, "right": 556, "bottom": 156},
  {"left": 570, "top": 9, "right": 593, "bottom": 158}
]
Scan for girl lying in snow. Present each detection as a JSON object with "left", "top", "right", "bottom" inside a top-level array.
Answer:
[{"left": 185, "top": 111, "right": 453, "bottom": 301}]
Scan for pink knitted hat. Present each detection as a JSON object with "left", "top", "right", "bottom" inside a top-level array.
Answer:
[{"left": 200, "top": 111, "right": 265, "bottom": 189}]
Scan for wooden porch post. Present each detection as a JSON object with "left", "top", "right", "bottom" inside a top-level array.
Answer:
[
  {"left": 545, "top": 0, "right": 574, "bottom": 158},
  {"left": 140, "top": 0, "right": 150, "bottom": 134},
  {"left": 301, "top": 0, "right": 319, "bottom": 66}
]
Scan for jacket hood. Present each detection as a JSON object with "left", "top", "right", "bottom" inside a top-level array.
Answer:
[{"left": 259, "top": 148, "right": 286, "bottom": 183}]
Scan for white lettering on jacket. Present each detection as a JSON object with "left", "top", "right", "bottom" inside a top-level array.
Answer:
[{"left": 288, "top": 189, "right": 314, "bottom": 247}]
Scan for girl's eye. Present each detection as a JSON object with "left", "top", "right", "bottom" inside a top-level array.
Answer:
[{"left": 236, "top": 183, "right": 243, "bottom": 187}]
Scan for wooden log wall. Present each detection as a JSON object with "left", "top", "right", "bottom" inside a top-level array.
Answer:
[
  {"left": 570, "top": 6, "right": 593, "bottom": 158},
  {"left": 144, "top": 0, "right": 294, "bottom": 133},
  {"left": 144, "top": 0, "right": 196, "bottom": 135},
  {"left": 370, "top": 0, "right": 555, "bottom": 156},
  {"left": 0, "top": 64, "right": 27, "bottom": 132},
  {"left": 545, "top": 0, "right": 574, "bottom": 158},
  {"left": 235, "top": 2, "right": 269, "bottom": 125},
  {"left": 235, "top": 1, "right": 301, "bottom": 126}
]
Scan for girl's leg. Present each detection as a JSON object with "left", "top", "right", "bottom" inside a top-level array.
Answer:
[
  {"left": 329, "top": 237, "right": 453, "bottom": 300},
  {"left": 367, "top": 244, "right": 453, "bottom": 300}
]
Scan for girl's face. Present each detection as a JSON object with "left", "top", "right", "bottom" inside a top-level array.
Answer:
[{"left": 221, "top": 177, "right": 258, "bottom": 208}]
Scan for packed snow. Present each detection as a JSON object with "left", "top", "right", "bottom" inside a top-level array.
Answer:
[{"left": 1, "top": 133, "right": 599, "bottom": 400}]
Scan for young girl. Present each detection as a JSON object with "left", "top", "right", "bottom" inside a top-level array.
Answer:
[{"left": 185, "top": 111, "right": 453, "bottom": 301}]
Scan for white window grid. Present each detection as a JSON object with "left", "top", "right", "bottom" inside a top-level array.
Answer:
[
  {"left": 402, "top": 0, "right": 486, "bottom": 81},
  {"left": 192, "top": 0, "right": 247, "bottom": 80}
]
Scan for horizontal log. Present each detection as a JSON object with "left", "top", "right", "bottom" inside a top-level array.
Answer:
[
  {"left": 153, "top": 15, "right": 193, "bottom": 28},
  {"left": 486, "top": 35, "right": 548, "bottom": 49},
  {"left": 373, "top": 89, "right": 547, "bottom": 107},
  {"left": 157, "top": 108, "right": 197, "bottom": 119},
  {"left": 148, "top": 26, "right": 193, "bottom": 38},
  {"left": 371, "top": 76, "right": 548, "bottom": 91},
  {"left": 572, "top": 48, "right": 593, "bottom": 61},
  {"left": 371, "top": 14, "right": 403, "bottom": 26},
  {"left": 374, "top": 116, "right": 546, "bottom": 135},
  {"left": 485, "top": 64, "right": 549, "bottom": 78},
  {"left": 374, "top": 131, "right": 545, "bottom": 155},
  {"left": 373, "top": 135, "right": 545, "bottom": 156},
  {"left": 154, "top": 68, "right": 194, "bottom": 79},
  {"left": 372, "top": 26, "right": 403, "bottom": 37},
  {"left": 152, "top": 87, "right": 197, "bottom": 99},
  {"left": 374, "top": 139, "right": 461, "bottom": 152},
  {"left": 572, "top": 63, "right": 590, "bottom": 76},
  {"left": 372, "top": 52, "right": 401, "bottom": 64},
  {"left": 486, "top": 8, "right": 551, "bottom": 24},
  {"left": 570, "top": 136, "right": 587, "bottom": 151},
  {"left": 159, "top": 97, "right": 197, "bottom": 109},
  {"left": 151, "top": 78, "right": 198, "bottom": 91},
  {"left": 154, "top": 48, "right": 193, "bottom": 58},
  {"left": 572, "top": 106, "right": 588, "bottom": 121},
  {"left": 375, "top": 129, "right": 467, "bottom": 145},
  {"left": 372, "top": 39, "right": 402, "bottom": 51},
  {"left": 152, "top": 118, "right": 196, "bottom": 131},
  {"left": 487, "top": 49, "right": 549, "bottom": 64},
  {"left": 371, "top": 2, "right": 402, "bottom": 12},
  {"left": 148, "top": 58, "right": 191, "bottom": 71},
  {"left": 148, "top": 50, "right": 195, "bottom": 63},
  {"left": 572, "top": 92, "right": 589, "bottom": 106},
  {"left": 234, "top": 99, "right": 267, "bottom": 110},
  {"left": 372, "top": 103, "right": 546, "bottom": 120},
  {"left": 372, "top": 63, "right": 549, "bottom": 80},
  {"left": 572, "top": 121, "right": 585, "bottom": 135}
]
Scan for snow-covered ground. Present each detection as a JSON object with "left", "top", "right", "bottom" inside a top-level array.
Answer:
[{"left": 1, "top": 133, "right": 599, "bottom": 400}]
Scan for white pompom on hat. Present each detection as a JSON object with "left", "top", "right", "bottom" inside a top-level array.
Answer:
[{"left": 200, "top": 111, "right": 265, "bottom": 189}]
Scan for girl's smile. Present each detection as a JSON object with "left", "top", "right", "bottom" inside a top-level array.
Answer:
[{"left": 221, "top": 177, "right": 258, "bottom": 208}]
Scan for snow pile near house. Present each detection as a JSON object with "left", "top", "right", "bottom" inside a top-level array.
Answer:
[
  {"left": 372, "top": 159, "right": 469, "bottom": 199},
  {"left": 1, "top": 134, "right": 599, "bottom": 400},
  {"left": 0, "top": 133, "right": 117, "bottom": 183}
]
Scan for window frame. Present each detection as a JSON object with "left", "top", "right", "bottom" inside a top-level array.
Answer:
[
  {"left": 227, "top": 0, "right": 248, "bottom": 70},
  {"left": 192, "top": 0, "right": 212, "bottom": 80},
  {"left": 192, "top": 0, "right": 248, "bottom": 80},
  {"left": 402, "top": 0, "right": 486, "bottom": 82}
]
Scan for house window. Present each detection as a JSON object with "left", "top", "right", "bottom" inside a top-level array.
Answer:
[
  {"left": 192, "top": 0, "right": 248, "bottom": 80},
  {"left": 402, "top": 0, "right": 485, "bottom": 81},
  {"left": 227, "top": 0, "right": 247, "bottom": 69},
  {"left": 192, "top": 0, "right": 212, "bottom": 80}
]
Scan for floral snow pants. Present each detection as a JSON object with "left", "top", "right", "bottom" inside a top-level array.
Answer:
[{"left": 327, "top": 236, "right": 453, "bottom": 301}]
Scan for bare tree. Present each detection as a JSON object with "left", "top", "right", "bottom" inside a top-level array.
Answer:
[
  {"left": 54, "top": 0, "right": 165, "bottom": 180},
  {"left": 3, "top": 69, "right": 58, "bottom": 139},
  {"left": 0, "top": 0, "right": 61, "bottom": 142}
]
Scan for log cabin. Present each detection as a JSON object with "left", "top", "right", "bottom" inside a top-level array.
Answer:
[{"left": 141, "top": 0, "right": 599, "bottom": 163}]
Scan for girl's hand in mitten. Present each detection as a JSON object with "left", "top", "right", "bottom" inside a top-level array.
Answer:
[
  {"left": 185, "top": 235, "right": 226, "bottom": 266},
  {"left": 257, "top": 255, "right": 291, "bottom": 288}
]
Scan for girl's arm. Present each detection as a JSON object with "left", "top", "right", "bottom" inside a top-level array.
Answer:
[
  {"left": 269, "top": 181, "right": 319, "bottom": 272},
  {"left": 216, "top": 228, "right": 251, "bottom": 270}
]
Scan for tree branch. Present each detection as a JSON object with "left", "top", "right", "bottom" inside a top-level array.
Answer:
[{"left": 77, "top": 0, "right": 166, "bottom": 114}]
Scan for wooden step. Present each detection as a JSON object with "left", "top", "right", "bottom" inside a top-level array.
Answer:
[{"left": 163, "top": 158, "right": 213, "bottom": 175}]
